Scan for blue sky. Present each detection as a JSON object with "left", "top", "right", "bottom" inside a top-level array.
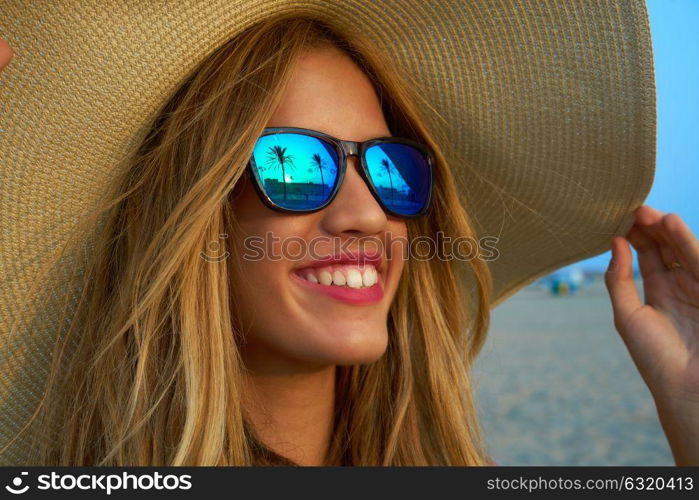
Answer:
[{"left": 560, "top": 0, "right": 698, "bottom": 273}]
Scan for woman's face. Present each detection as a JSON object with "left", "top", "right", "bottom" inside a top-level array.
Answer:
[{"left": 230, "top": 45, "right": 408, "bottom": 372}]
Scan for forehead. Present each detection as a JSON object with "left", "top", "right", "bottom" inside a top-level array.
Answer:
[{"left": 266, "top": 46, "right": 390, "bottom": 142}]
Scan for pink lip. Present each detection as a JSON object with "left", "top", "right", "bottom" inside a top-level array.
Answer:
[{"left": 291, "top": 272, "right": 384, "bottom": 305}]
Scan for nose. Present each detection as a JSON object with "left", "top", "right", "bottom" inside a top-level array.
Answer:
[{"left": 319, "top": 156, "right": 388, "bottom": 237}]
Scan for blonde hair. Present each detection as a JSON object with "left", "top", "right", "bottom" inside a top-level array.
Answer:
[{"left": 7, "top": 14, "right": 493, "bottom": 465}]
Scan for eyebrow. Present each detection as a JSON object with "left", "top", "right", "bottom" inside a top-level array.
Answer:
[{"left": 265, "top": 126, "right": 393, "bottom": 142}]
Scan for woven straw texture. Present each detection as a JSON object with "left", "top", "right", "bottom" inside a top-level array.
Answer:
[{"left": 0, "top": 0, "right": 655, "bottom": 464}]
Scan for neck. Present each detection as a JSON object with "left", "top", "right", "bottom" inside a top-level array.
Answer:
[{"left": 242, "top": 358, "right": 336, "bottom": 466}]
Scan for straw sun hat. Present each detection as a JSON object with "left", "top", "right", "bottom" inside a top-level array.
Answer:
[{"left": 0, "top": 1, "right": 655, "bottom": 463}]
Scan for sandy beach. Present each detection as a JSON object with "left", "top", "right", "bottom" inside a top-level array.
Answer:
[{"left": 473, "top": 277, "right": 675, "bottom": 465}]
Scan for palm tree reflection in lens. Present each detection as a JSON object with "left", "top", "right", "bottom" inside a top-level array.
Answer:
[
  {"left": 380, "top": 158, "right": 395, "bottom": 203},
  {"left": 311, "top": 152, "right": 333, "bottom": 198},
  {"left": 265, "top": 145, "right": 295, "bottom": 201}
]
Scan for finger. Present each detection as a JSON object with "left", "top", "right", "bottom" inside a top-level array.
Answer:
[
  {"left": 626, "top": 224, "right": 667, "bottom": 279},
  {"left": 663, "top": 213, "right": 699, "bottom": 282},
  {"left": 0, "top": 38, "right": 13, "bottom": 71},
  {"left": 634, "top": 205, "right": 681, "bottom": 269},
  {"left": 605, "top": 236, "right": 643, "bottom": 333}
]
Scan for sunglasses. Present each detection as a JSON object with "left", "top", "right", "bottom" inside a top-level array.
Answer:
[{"left": 246, "top": 127, "right": 433, "bottom": 218}]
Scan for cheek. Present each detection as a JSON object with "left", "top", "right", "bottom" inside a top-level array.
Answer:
[
  {"left": 384, "top": 220, "right": 408, "bottom": 289},
  {"left": 229, "top": 212, "right": 302, "bottom": 339},
  {"left": 231, "top": 256, "right": 290, "bottom": 332}
]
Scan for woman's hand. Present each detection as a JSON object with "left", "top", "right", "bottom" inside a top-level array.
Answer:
[
  {"left": 0, "top": 38, "right": 13, "bottom": 71},
  {"left": 605, "top": 205, "right": 699, "bottom": 465}
]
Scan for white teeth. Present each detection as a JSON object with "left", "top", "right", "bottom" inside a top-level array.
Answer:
[
  {"left": 298, "top": 264, "right": 379, "bottom": 288},
  {"left": 362, "top": 267, "right": 377, "bottom": 287},
  {"left": 332, "top": 270, "right": 347, "bottom": 286},
  {"left": 318, "top": 270, "right": 333, "bottom": 285},
  {"left": 346, "top": 268, "right": 363, "bottom": 288}
]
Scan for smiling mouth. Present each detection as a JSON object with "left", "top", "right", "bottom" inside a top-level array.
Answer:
[{"left": 294, "top": 263, "right": 380, "bottom": 289}]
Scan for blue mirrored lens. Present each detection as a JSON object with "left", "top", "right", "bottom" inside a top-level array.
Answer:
[
  {"left": 364, "top": 143, "right": 431, "bottom": 216},
  {"left": 250, "top": 133, "right": 339, "bottom": 210}
]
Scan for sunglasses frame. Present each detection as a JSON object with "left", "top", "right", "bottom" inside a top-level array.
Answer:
[{"left": 247, "top": 126, "right": 434, "bottom": 219}]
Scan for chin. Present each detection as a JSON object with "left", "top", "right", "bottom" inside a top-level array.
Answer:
[
  {"left": 299, "top": 323, "right": 390, "bottom": 366},
  {"left": 333, "top": 344, "right": 388, "bottom": 366}
]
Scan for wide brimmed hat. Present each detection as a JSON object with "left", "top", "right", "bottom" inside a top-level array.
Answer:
[{"left": 0, "top": 0, "right": 655, "bottom": 463}]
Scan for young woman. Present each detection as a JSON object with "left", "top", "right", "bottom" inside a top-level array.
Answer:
[{"left": 1, "top": 9, "right": 697, "bottom": 466}]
